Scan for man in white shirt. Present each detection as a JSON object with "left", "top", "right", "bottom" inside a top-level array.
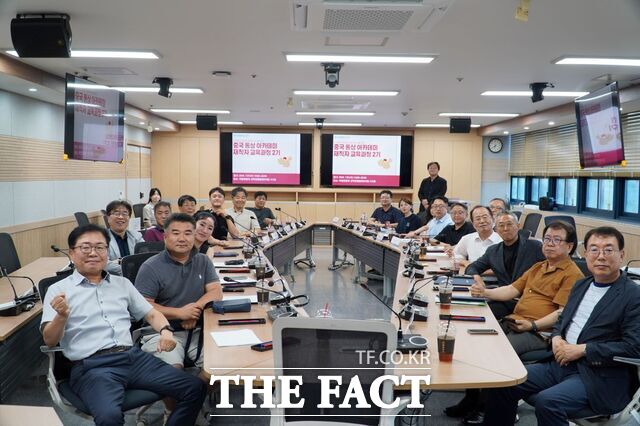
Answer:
[
  {"left": 407, "top": 196, "right": 453, "bottom": 238},
  {"left": 453, "top": 205, "right": 502, "bottom": 265},
  {"left": 225, "top": 187, "right": 259, "bottom": 235},
  {"left": 484, "top": 226, "right": 640, "bottom": 425}
]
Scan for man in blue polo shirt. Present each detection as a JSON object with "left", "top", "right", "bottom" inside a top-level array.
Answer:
[
  {"left": 369, "top": 189, "right": 403, "bottom": 226},
  {"left": 41, "top": 224, "right": 205, "bottom": 426}
]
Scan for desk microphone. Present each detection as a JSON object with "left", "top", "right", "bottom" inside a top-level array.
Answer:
[
  {"left": 359, "top": 283, "right": 427, "bottom": 353},
  {"left": 51, "top": 245, "right": 74, "bottom": 273},
  {"left": 624, "top": 259, "right": 640, "bottom": 273},
  {"left": 274, "top": 207, "right": 304, "bottom": 228},
  {"left": 0, "top": 266, "right": 38, "bottom": 316},
  {"left": 226, "top": 216, "right": 262, "bottom": 246}
]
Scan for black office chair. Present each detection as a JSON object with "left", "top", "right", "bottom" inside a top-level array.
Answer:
[
  {"left": 512, "top": 211, "right": 523, "bottom": 222},
  {"left": 521, "top": 213, "right": 542, "bottom": 238},
  {"left": 132, "top": 203, "right": 146, "bottom": 228},
  {"left": 39, "top": 280, "right": 162, "bottom": 424},
  {"left": 573, "top": 258, "right": 591, "bottom": 277},
  {"left": 121, "top": 252, "right": 157, "bottom": 284},
  {"left": 74, "top": 212, "right": 90, "bottom": 226},
  {"left": 543, "top": 215, "right": 576, "bottom": 230},
  {"left": 0, "top": 232, "right": 21, "bottom": 274},
  {"left": 134, "top": 241, "right": 165, "bottom": 254}
]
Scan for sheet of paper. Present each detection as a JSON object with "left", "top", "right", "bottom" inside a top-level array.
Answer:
[
  {"left": 213, "top": 262, "right": 248, "bottom": 268},
  {"left": 223, "top": 295, "right": 258, "bottom": 303},
  {"left": 210, "top": 329, "right": 262, "bottom": 347}
]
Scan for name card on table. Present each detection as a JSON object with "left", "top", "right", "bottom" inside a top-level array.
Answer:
[
  {"left": 376, "top": 233, "right": 385, "bottom": 242},
  {"left": 284, "top": 224, "right": 293, "bottom": 234},
  {"left": 359, "top": 225, "right": 367, "bottom": 233},
  {"left": 261, "top": 235, "right": 271, "bottom": 244},
  {"left": 391, "top": 236, "right": 411, "bottom": 246},
  {"left": 270, "top": 232, "right": 280, "bottom": 241}
]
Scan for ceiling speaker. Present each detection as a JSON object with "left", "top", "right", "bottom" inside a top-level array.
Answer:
[
  {"left": 449, "top": 117, "right": 471, "bottom": 133},
  {"left": 196, "top": 115, "right": 217, "bottom": 131},
  {"left": 10, "top": 14, "right": 72, "bottom": 58}
]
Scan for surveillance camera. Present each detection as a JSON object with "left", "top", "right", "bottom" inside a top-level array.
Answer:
[
  {"left": 314, "top": 117, "right": 325, "bottom": 130},
  {"left": 322, "top": 63, "right": 343, "bottom": 88},
  {"left": 152, "top": 77, "right": 173, "bottom": 98},
  {"left": 530, "top": 82, "right": 554, "bottom": 103},
  {"left": 146, "top": 125, "right": 153, "bottom": 133}
]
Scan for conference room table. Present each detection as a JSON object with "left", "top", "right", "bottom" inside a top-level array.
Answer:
[
  {"left": 203, "top": 223, "right": 527, "bottom": 391},
  {"left": 0, "top": 257, "right": 69, "bottom": 402}
]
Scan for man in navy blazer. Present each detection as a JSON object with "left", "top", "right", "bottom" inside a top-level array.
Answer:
[
  {"left": 465, "top": 211, "right": 545, "bottom": 319},
  {"left": 483, "top": 226, "right": 640, "bottom": 425}
]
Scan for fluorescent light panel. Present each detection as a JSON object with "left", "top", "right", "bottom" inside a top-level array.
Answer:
[
  {"left": 298, "top": 122, "right": 362, "bottom": 127},
  {"left": 296, "top": 111, "right": 374, "bottom": 116},
  {"left": 6, "top": 49, "right": 159, "bottom": 59},
  {"left": 285, "top": 54, "right": 435, "bottom": 64},
  {"left": 151, "top": 108, "right": 230, "bottom": 114},
  {"left": 482, "top": 90, "right": 589, "bottom": 97},
  {"left": 439, "top": 112, "right": 519, "bottom": 117},
  {"left": 113, "top": 87, "right": 203, "bottom": 94},
  {"left": 416, "top": 123, "right": 480, "bottom": 128},
  {"left": 554, "top": 57, "right": 640, "bottom": 66},
  {"left": 178, "top": 120, "right": 244, "bottom": 125},
  {"left": 294, "top": 90, "right": 398, "bottom": 96}
]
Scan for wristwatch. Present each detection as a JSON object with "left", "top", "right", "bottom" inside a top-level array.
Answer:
[
  {"left": 530, "top": 320, "right": 539, "bottom": 333},
  {"left": 160, "top": 325, "right": 175, "bottom": 334}
]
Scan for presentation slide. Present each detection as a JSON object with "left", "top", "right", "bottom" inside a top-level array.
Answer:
[
  {"left": 232, "top": 133, "right": 301, "bottom": 185},
  {"left": 332, "top": 134, "right": 402, "bottom": 187}
]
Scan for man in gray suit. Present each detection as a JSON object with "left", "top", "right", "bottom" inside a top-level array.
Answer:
[
  {"left": 105, "top": 200, "right": 144, "bottom": 275},
  {"left": 465, "top": 211, "right": 545, "bottom": 319}
]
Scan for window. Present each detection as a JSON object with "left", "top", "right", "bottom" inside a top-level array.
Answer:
[
  {"left": 584, "top": 178, "right": 614, "bottom": 215},
  {"left": 623, "top": 179, "right": 640, "bottom": 215},
  {"left": 555, "top": 178, "right": 577, "bottom": 208},
  {"left": 510, "top": 177, "right": 526, "bottom": 202},
  {"left": 530, "top": 177, "right": 550, "bottom": 203}
]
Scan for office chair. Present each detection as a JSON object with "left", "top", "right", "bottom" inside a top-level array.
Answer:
[
  {"left": 271, "top": 317, "right": 411, "bottom": 426},
  {"left": 0, "top": 232, "right": 21, "bottom": 274},
  {"left": 134, "top": 241, "right": 165, "bottom": 254},
  {"left": 101, "top": 209, "right": 110, "bottom": 229},
  {"left": 121, "top": 252, "right": 157, "bottom": 284},
  {"left": 543, "top": 215, "right": 576, "bottom": 230},
  {"left": 132, "top": 203, "right": 146, "bottom": 228},
  {"left": 521, "top": 213, "right": 542, "bottom": 238},
  {"left": 73, "top": 212, "right": 90, "bottom": 226},
  {"left": 512, "top": 211, "right": 523, "bottom": 222},
  {"left": 39, "top": 281, "right": 162, "bottom": 425}
]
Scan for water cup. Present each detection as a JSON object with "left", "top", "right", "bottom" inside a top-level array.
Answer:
[
  {"left": 257, "top": 286, "right": 269, "bottom": 306},
  {"left": 439, "top": 281, "right": 453, "bottom": 308},
  {"left": 437, "top": 321, "right": 456, "bottom": 362}
]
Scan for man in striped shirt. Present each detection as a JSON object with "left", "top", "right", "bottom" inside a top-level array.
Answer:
[{"left": 483, "top": 226, "right": 640, "bottom": 425}]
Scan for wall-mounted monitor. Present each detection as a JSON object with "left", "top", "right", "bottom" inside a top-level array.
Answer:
[
  {"left": 575, "top": 82, "right": 625, "bottom": 168},
  {"left": 320, "top": 134, "right": 413, "bottom": 188},
  {"left": 220, "top": 132, "right": 312, "bottom": 186},
  {"left": 64, "top": 73, "right": 125, "bottom": 163}
]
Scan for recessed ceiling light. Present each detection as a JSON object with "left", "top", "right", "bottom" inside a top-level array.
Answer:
[
  {"left": 112, "top": 87, "right": 203, "bottom": 94},
  {"left": 298, "top": 122, "right": 363, "bottom": 127},
  {"left": 154, "top": 127, "right": 160, "bottom": 131},
  {"left": 503, "top": 131, "right": 509, "bottom": 135},
  {"left": 6, "top": 49, "right": 160, "bottom": 59},
  {"left": 554, "top": 56, "right": 640, "bottom": 66},
  {"left": 481, "top": 90, "right": 589, "bottom": 97},
  {"left": 293, "top": 90, "right": 399, "bottom": 96},
  {"left": 524, "top": 126, "right": 530, "bottom": 130},
  {"left": 285, "top": 53, "right": 436, "bottom": 64},
  {"left": 139, "top": 121, "right": 146, "bottom": 125},
  {"left": 28, "top": 87, "right": 37, "bottom": 92},
  {"left": 177, "top": 120, "right": 244, "bottom": 125},
  {"left": 439, "top": 112, "right": 519, "bottom": 118},
  {"left": 415, "top": 123, "right": 480, "bottom": 128},
  {"left": 296, "top": 111, "right": 375, "bottom": 116},
  {"left": 548, "top": 121, "right": 555, "bottom": 125},
  {"left": 151, "top": 108, "right": 230, "bottom": 114}
]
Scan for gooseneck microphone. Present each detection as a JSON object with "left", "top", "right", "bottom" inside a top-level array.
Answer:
[
  {"left": 275, "top": 207, "right": 305, "bottom": 228},
  {"left": 359, "top": 282, "right": 427, "bottom": 353},
  {"left": 51, "top": 245, "right": 74, "bottom": 271},
  {"left": 225, "top": 215, "right": 263, "bottom": 247},
  {"left": 0, "top": 266, "right": 38, "bottom": 316}
]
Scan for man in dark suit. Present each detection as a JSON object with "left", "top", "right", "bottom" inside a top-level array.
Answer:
[
  {"left": 465, "top": 211, "right": 545, "bottom": 319},
  {"left": 483, "top": 226, "right": 640, "bottom": 425}
]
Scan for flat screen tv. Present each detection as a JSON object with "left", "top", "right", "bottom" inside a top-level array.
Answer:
[
  {"left": 220, "top": 132, "right": 313, "bottom": 186},
  {"left": 320, "top": 134, "right": 413, "bottom": 188},
  {"left": 64, "top": 74, "right": 125, "bottom": 162},
  {"left": 575, "top": 82, "right": 625, "bottom": 168}
]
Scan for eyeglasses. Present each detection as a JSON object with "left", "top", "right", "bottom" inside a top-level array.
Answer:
[
  {"left": 543, "top": 237, "right": 567, "bottom": 245},
  {"left": 586, "top": 247, "right": 618, "bottom": 258},
  {"left": 496, "top": 222, "right": 517, "bottom": 229},
  {"left": 110, "top": 210, "right": 130, "bottom": 218},
  {"left": 72, "top": 244, "right": 108, "bottom": 254},
  {"left": 451, "top": 210, "right": 467, "bottom": 215},
  {"left": 431, "top": 204, "right": 447, "bottom": 209}
]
